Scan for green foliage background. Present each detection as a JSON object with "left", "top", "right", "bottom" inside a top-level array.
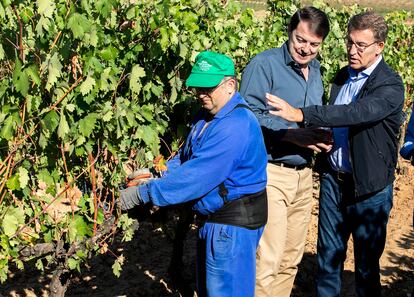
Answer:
[{"left": 0, "top": 0, "right": 412, "bottom": 282}]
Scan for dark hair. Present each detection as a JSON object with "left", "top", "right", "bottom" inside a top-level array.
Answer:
[
  {"left": 348, "top": 11, "right": 388, "bottom": 42},
  {"left": 288, "top": 6, "right": 330, "bottom": 40}
]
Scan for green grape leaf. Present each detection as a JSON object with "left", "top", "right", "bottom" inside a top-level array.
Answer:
[
  {"left": 136, "top": 125, "right": 159, "bottom": 154},
  {"left": 0, "top": 44, "right": 4, "bottom": 60},
  {"left": 13, "top": 259, "right": 24, "bottom": 270},
  {"left": 57, "top": 112, "right": 70, "bottom": 138},
  {"left": 26, "top": 64, "right": 41, "bottom": 86},
  {"left": 0, "top": 115, "right": 15, "bottom": 140},
  {"left": 38, "top": 132, "right": 48, "bottom": 149},
  {"left": 13, "top": 60, "right": 29, "bottom": 96},
  {"left": 100, "top": 46, "right": 119, "bottom": 61},
  {"left": 96, "top": 208, "right": 104, "bottom": 225},
  {"left": 18, "top": 167, "right": 29, "bottom": 189},
  {"left": 112, "top": 256, "right": 124, "bottom": 278},
  {"left": 37, "top": 0, "right": 55, "bottom": 18},
  {"left": 6, "top": 174, "right": 20, "bottom": 190},
  {"left": 67, "top": 258, "right": 79, "bottom": 271},
  {"left": 65, "top": 104, "right": 76, "bottom": 112},
  {"left": 102, "top": 110, "right": 113, "bottom": 122},
  {"left": 37, "top": 169, "right": 54, "bottom": 187},
  {"left": 139, "top": 105, "right": 154, "bottom": 122},
  {"left": 130, "top": 65, "right": 145, "bottom": 95},
  {"left": 2, "top": 207, "right": 25, "bottom": 237},
  {"left": 35, "top": 259, "right": 44, "bottom": 271},
  {"left": 159, "top": 27, "right": 169, "bottom": 50},
  {"left": 80, "top": 75, "right": 96, "bottom": 95},
  {"left": 35, "top": 15, "right": 51, "bottom": 36},
  {"left": 84, "top": 27, "right": 99, "bottom": 47},
  {"left": 79, "top": 113, "right": 99, "bottom": 137},
  {"left": 0, "top": 267, "right": 7, "bottom": 283},
  {"left": 45, "top": 53, "right": 62, "bottom": 91},
  {"left": 95, "top": 0, "right": 116, "bottom": 18},
  {"left": 67, "top": 13, "right": 91, "bottom": 39},
  {"left": 42, "top": 110, "right": 59, "bottom": 133},
  {"left": 68, "top": 215, "right": 92, "bottom": 242}
]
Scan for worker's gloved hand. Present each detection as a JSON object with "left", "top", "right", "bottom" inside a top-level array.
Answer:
[
  {"left": 119, "top": 186, "right": 144, "bottom": 210},
  {"left": 126, "top": 168, "right": 153, "bottom": 187}
]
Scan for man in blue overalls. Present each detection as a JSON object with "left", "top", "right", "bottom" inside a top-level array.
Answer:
[{"left": 120, "top": 51, "right": 268, "bottom": 297}]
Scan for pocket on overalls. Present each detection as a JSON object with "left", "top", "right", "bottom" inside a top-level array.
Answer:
[{"left": 212, "top": 224, "right": 236, "bottom": 260}]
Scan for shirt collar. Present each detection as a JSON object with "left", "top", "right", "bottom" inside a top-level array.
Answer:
[
  {"left": 213, "top": 92, "right": 244, "bottom": 119},
  {"left": 282, "top": 42, "right": 295, "bottom": 66},
  {"left": 348, "top": 55, "right": 382, "bottom": 80},
  {"left": 282, "top": 41, "right": 318, "bottom": 70}
]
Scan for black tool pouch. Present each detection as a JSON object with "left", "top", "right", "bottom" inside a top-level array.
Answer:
[{"left": 206, "top": 190, "right": 268, "bottom": 230}]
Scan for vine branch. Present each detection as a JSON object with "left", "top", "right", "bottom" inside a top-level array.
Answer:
[{"left": 10, "top": 152, "right": 101, "bottom": 239}]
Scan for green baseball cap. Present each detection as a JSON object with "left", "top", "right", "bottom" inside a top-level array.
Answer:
[{"left": 185, "top": 51, "right": 235, "bottom": 88}]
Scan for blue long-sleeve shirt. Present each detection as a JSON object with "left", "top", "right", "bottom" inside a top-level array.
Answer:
[
  {"left": 138, "top": 92, "right": 267, "bottom": 215},
  {"left": 400, "top": 105, "right": 414, "bottom": 159},
  {"left": 240, "top": 42, "right": 324, "bottom": 165}
]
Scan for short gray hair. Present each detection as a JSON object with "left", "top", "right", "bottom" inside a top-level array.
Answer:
[{"left": 348, "top": 11, "right": 388, "bottom": 42}]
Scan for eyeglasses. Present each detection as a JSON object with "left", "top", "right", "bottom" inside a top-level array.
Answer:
[
  {"left": 345, "top": 39, "right": 377, "bottom": 53},
  {"left": 191, "top": 78, "right": 231, "bottom": 96}
]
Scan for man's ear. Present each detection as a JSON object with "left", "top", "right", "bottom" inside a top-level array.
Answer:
[
  {"left": 375, "top": 41, "right": 385, "bottom": 55},
  {"left": 226, "top": 78, "right": 236, "bottom": 93}
]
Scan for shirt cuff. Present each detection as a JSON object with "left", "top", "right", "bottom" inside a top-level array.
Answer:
[
  {"left": 138, "top": 183, "right": 151, "bottom": 204},
  {"left": 301, "top": 108, "right": 310, "bottom": 127},
  {"left": 400, "top": 141, "right": 414, "bottom": 159}
]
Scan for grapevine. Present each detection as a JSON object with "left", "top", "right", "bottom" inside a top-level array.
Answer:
[{"left": 0, "top": 0, "right": 412, "bottom": 295}]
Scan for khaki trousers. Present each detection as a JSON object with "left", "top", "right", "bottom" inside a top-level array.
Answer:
[{"left": 255, "top": 163, "right": 313, "bottom": 297}]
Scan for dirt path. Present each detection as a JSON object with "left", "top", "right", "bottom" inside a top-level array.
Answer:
[{"left": 1, "top": 160, "right": 413, "bottom": 297}]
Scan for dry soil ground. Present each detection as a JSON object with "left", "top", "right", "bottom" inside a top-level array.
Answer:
[{"left": 1, "top": 159, "right": 413, "bottom": 297}]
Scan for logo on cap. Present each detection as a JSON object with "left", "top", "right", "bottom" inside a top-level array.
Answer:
[{"left": 198, "top": 60, "right": 212, "bottom": 72}]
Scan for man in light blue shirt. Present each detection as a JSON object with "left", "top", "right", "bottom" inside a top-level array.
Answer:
[{"left": 330, "top": 56, "right": 383, "bottom": 172}]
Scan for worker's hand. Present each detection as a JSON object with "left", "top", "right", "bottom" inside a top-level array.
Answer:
[
  {"left": 126, "top": 168, "right": 153, "bottom": 187},
  {"left": 266, "top": 93, "right": 304, "bottom": 122},
  {"left": 119, "top": 186, "right": 144, "bottom": 211}
]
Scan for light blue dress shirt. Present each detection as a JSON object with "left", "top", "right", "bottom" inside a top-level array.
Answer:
[{"left": 329, "top": 56, "right": 383, "bottom": 173}]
